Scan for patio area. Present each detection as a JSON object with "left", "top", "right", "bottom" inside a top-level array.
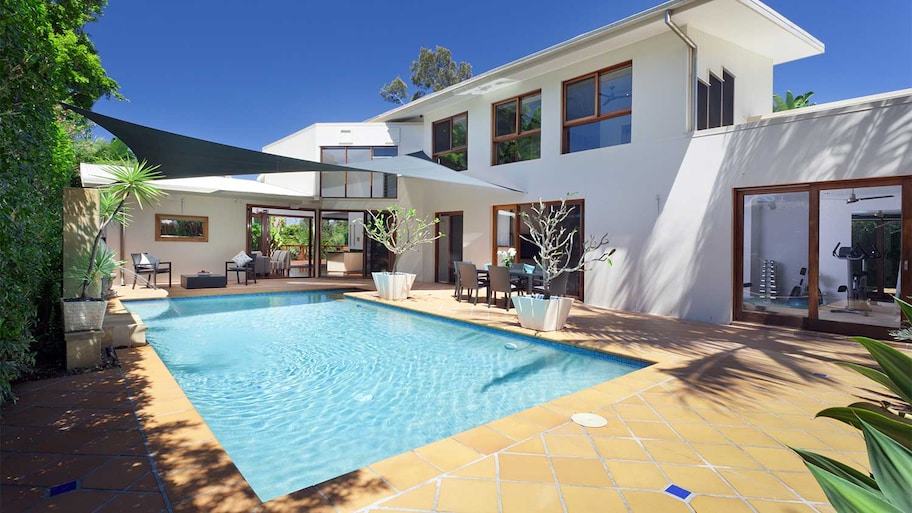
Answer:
[{"left": 2, "top": 278, "right": 901, "bottom": 512}]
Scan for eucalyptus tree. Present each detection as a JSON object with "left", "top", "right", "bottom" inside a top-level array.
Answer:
[{"left": 380, "top": 46, "right": 472, "bottom": 104}]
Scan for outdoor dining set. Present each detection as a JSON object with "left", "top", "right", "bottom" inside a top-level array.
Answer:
[{"left": 453, "top": 261, "right": 568, "bottom": 310}]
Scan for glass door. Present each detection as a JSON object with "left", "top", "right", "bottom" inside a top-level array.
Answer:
[
  {"left": 738, "top": 190, "right": 810, "bottom": 325},
  {"left": 817, "top": 185, "right": 902, "bottom": 328},
  {"left": 436, "top": 212, "right": 463, "bottom": 284},
  {"left": 736, "top": 178, "right": 910, "bottom": 337}
]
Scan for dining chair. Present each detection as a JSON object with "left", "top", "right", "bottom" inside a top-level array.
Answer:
[
  {"left": 455, "top": 262, "right": 487, "bottom": 304},
  {"left": 487, "top": 265, "right": 520, "bottom": 310}
]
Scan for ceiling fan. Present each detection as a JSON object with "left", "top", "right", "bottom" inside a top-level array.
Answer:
[{"left": 845, "top": 189, "right": 894, "bottom": 204}]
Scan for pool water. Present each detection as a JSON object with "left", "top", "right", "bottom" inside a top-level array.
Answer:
[{"left": 127, "top": 291, "right": 647, "bottom": 501}]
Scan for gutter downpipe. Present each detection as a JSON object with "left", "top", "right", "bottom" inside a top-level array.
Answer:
[{"left": 665, "top": 10, "right": 698, "bottom": 132}]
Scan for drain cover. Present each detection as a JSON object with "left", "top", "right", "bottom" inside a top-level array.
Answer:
[{"left": 571, "top": 413, "right": 608, "bottom": 428}]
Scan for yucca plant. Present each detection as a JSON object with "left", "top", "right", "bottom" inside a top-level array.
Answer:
[
  {"left": 790, "top": 298, "right": 912, "bottom": 512},
  {"left": 77, "top": 159, "right": 165, "bottom": 299}
]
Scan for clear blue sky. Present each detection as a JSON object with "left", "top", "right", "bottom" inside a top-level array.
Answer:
[{"left": 87, "top": 0, "right": 912, "bottom": 150}]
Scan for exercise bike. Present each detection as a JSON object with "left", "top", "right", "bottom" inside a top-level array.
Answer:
[{"left": 831, "top": 242, "right": 882, "bottom": 314}]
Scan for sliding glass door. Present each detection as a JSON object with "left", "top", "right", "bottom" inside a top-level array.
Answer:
[
  {"left": 817, "top": 185, "right": 903, "bottom": 328},
  {"left": 735, "top": 178, "right": 910, "bottom": 337}
]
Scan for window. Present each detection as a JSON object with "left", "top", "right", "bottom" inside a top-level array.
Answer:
[
  {"left": 562, "top": 62, "right": 632, "bottom": 153},
  {"left": 697, "top": 70, "right": 735, "bottom": 130},
  {"left": 493, "top": 91, "right": 542, "bottom": 165},
  {"left": 320, "top": 146, "right": 398, "bottom": 198},
  {"left": 155, "top": 214, "right": 208, "bottom": 242},
  {"left": 432, "top": 113, "right": 468, "bottom": 171}
]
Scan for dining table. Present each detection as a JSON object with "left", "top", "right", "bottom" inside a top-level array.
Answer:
[{"left": 509, "top": 268, "right": 544, "bottom": 294}]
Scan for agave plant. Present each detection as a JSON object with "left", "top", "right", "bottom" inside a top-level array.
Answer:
[{"left": 790, "top": 299, "right": 912, "bottom": 512}]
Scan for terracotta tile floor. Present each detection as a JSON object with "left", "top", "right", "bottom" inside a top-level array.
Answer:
[{"left": 3, "top": 278, "right": 908, "bottom": 512}]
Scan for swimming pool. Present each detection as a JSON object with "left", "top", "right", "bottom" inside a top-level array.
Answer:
[{"left": 126, "top": 291, "right": 647, "bottom": 501}]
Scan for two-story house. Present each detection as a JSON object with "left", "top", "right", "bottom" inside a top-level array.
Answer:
[
  {"left": 87, "top": 0, "right": 910, "bottom": 337},
  {"left": 256, "top": 0, "right": 910, "bottom": 337}
]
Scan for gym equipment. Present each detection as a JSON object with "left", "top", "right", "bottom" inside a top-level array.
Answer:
[
  {"left": 758, "top": 259, "right": 778, "bottom": 301},
  {"left": 832, "top": 242, "right": 881, "bottom": 312}
]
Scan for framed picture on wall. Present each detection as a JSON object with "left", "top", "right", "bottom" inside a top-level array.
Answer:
[{"left": 155, "top": 214, "right": 208, "bottom": 242}]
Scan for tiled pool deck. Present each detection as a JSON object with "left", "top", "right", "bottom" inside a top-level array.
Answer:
[{"left": 3, "top": 278, "right": 906, "bottom": 512}]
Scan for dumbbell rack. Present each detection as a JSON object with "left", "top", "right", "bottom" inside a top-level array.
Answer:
[{"left": 757, "top": 259, "right": 778, "bottom": 301}]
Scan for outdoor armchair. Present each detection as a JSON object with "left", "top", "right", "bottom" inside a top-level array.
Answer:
[
  {"left": 225, "top": 252, "right": 257, "bottom": 285},
  {"left": 131, "top": 253, "right": 172, "bottom": 289}
]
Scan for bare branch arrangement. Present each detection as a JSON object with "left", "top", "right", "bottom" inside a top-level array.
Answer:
[
  {"left": 358, "top": 205, "right": 444, "bottom": 273},
  {"left": 521, "top": 196, "right": 615, "bottom": 299}
]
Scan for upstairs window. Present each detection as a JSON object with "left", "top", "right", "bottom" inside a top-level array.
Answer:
[
  {"left": 697, "top": 70, "right": 734, "bottom": 130},
  {"left": 562, "top": 62, "right": 632, "bottom": 153},
  {"left": 493, "top": 91, "right": 542, "bottom": 165},
  {"left": 432, "top": 113, "right": 468, "bottom": 171},
  {"left": 320, "top": 146, "right": 398, "bottom": 198}
]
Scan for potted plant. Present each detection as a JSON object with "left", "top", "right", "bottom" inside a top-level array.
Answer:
[
  {"left": 512, "top": 196, "right": 615, "bottom": 331},
  {"left": 62, "top": 159, "right": 165, "bottom": 332},
  {"left": 358, "top": 205, "right": 443, "bottom": 300}
]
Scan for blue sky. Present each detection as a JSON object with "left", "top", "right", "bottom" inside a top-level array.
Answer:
[{"left": 87, "top": 0, "right": 911, "bottom": 150}]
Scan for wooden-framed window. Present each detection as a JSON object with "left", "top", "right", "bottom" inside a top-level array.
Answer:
[
  {"left": 697, "top": 69, "right": 735, "bottom": 130},
  {"left": 155, "top": 214, "right": 208, "bottom": 242},
  {"left": 562, "top": 62, "right": 632, "bottom": 153},
  {"left": 319, "top": 146, "right": 398, "bottom": 198},
  {"left": 492, "top": 91, "right": 542, "bottom": 165},
  {"left": 432, "top": 113, "right": 468, "bottom": 171}
]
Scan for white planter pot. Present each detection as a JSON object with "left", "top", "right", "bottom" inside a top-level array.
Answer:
[
  {"left": 512, "top": 296, "right": 574, "bottom": 331},
  {"left": 61, "top": 298, "right": 107, "bottom": 332},
  {"left": 372, "top": 272, "right": 416, "bottom": 300}
]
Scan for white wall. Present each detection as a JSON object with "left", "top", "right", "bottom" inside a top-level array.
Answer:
[
  {"left": 261, "top": 123, "right": 423, "bottom": 196},
  {"left": 110, "top": 192, "right": 285, "bottom": 282},
  {"left": 689, "top": 26, "right": 774, "bottom": 122}
]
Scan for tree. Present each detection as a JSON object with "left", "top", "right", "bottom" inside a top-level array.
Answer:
[
  {"left": 0, "top": 0, "right": 120, "bottom": 403},
  {"left": 520, "top": 196, "right": 615, "bottom": 299},
  {"left": 380, "top": 46, "right": 472, "bottom": 104},
  {"left": 773, "top": 90, "right": 815, "bottom": 112},
  {"left": 358, "top": 206, "right": 443, "bottom": 273}
]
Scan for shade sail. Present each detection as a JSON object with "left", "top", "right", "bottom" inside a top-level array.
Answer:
[
  {"left": 345, "top": 151, "right": 524, "bottom": 192},
  {"left": 66, "top": 105, "right": 521, "bottom": 192},
  {"left": 65, "top": 104, "right": 354, "bottom": 178}
]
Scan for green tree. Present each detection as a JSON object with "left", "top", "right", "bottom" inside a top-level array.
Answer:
[
  {"left": 380, "top": 46, "right": 472, "bottom": 104},
  {"left": 773, "top": 90, "right": 815, "bottom": 112},
  {"left": 0, "top": 0, "right": 120, "bottom": 403}
]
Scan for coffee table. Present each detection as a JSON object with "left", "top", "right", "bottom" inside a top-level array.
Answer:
[{"left": 180, "top": 274, "right": 227, "bottom": 289}]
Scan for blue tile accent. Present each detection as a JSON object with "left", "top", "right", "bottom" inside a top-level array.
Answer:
[
  {"left": 49, "top": 481, "right": 77, "bottom": 496},
  {"left": 664, "top": 484, "right": 692, "bottom": 501}
]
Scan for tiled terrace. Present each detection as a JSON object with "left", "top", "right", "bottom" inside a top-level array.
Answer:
[{"left": 3, "top": 278, "right": 905, "bottom": 512}]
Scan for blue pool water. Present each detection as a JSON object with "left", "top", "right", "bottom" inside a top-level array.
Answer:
[{"left": 126, "top": 291, "right": 647, "bottom": 501}]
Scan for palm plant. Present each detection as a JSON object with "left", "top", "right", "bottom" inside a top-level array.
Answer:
[
  {"left": 77, "top": 159, "right": 165, "bottom": 299},
  {"left": 773, "top": 90, "right": 815, "bottom": 112}
]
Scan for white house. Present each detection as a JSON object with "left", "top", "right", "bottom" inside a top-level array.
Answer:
[{"left": 101, "top": 0, "right": 911, "bottom": 337}]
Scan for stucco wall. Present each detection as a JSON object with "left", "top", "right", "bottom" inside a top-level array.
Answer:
[
  {"left": 110, "top": 192, "right": 261, "bottom": 282},
  {"left": 261, "top": 123, "right": 423, "bottom": 197},
  {"left": 404, "top": 94, "right": 911, "bottom": 325}
]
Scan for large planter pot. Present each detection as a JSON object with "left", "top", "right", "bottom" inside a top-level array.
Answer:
[
  {"left": 513, "top": 296, "right": 574, "bottom": 331},
  {"left": 372, "top": 272, "right": 416, "bottom": 300},
  {"left": 61, "top": 298, "right": 108, "bottom": 332}
]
